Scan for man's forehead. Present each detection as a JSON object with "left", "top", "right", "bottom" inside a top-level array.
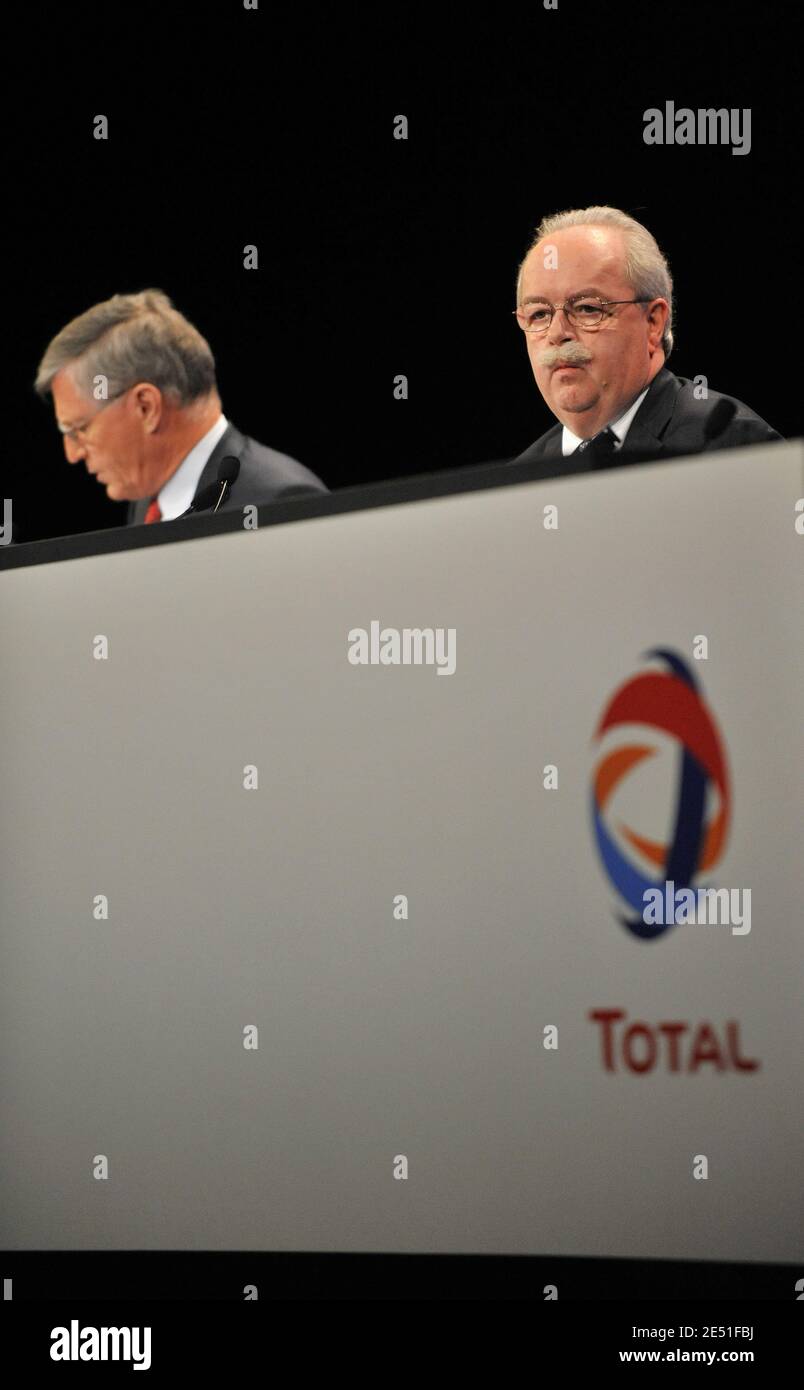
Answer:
[
  {"left": 51, "top": 368, "right": 92, "bottom": 418},
  {"left": 51, "top": 370, "right": 93, "bottom": 430},
  {"left": 51, "top": 367, "right": 83, "bottom": 403},
  {"left": 522, "top": 225, "right": 626, "bottom": 289}
]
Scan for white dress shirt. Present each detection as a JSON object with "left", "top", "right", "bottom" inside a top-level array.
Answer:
[
  {"left": 155, "top": 414, "right": 230, "bottom": 519},
  {"left": 561, "top": 388, "right": 649, "bottom": 456}
]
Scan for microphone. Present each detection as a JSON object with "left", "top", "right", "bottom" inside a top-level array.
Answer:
[{"left": 180, "top": 456, "right": 240, "bottom": 516}]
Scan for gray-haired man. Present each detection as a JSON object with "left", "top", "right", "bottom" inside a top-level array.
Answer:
[
  {"left": 510, "top": 207, "right": 781, "bottom": 477},
  {"left": 35, "top": 289, "right": 327, "bottom": 522}
]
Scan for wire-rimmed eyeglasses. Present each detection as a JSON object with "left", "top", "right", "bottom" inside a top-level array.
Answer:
[{"left": 513, "top": 295, "right": 654, "bottom": 334}]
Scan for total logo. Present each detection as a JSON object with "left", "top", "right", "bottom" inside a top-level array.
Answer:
[
  {"left": 591, "top": 648, "right": 731, "bottom": 940},
  {"left": 589, "top": 1009, "right": 760, "bottom": 1074},
  {"left": 588, "top": 651, "right": 759, "bottom": 1076}
]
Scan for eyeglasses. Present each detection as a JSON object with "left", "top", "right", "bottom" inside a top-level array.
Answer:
[
  {"left": 513, "top": 295, "right": 654, "bottom": 334},
  {"left": 57, "top": 388, "right": 129, "bottom": 443}
]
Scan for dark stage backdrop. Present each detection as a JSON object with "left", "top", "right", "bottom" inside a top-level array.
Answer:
[{"left": 6, "top": 2, "right": 799, "bottom": 542}]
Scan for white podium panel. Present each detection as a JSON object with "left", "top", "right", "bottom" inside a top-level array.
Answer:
[{"left": 1, "top": 442, "right": 802, "bottom": 1261}]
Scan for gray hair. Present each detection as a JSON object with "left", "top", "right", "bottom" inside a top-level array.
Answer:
[
  {"left": 34, "top": 288, "right": 218, "bottom": 405},
  {"left": 515, "top": 206, "right": 674, "bottom": 358}
]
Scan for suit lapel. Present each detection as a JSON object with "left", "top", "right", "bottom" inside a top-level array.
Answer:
[{"left": 618, "top": 368, "right": 678, "bottom": 456}]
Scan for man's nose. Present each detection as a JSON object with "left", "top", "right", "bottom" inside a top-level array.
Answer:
[
  {"left": 64, "top": 436, "right": 85, "bottom": 464},
  {"left": 546, "top": 305, "right": 576, "bottom": 345}
]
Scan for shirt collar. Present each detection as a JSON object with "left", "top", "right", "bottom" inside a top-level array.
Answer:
[
  {"left": 156, "top": 414, "right": 230, "bottom": 518},
  {"left": 561, "top": 387, "right": 650, "bottom": 456}
]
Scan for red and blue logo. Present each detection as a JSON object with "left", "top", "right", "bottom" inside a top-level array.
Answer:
[{"left": 591, "top": 649, "right": 731, "bottom": 940}]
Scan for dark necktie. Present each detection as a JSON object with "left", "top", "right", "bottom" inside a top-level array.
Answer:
[{"left": 576, "top": 427, "right": 619, "bottom": 463}]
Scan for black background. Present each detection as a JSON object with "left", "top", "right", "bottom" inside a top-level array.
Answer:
[{"left": 5, "top": 0, "right": 799, "bottom": 542}]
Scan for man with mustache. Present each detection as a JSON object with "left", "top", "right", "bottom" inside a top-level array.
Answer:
[{"left": 510, "top": 207, "right": 781, "bottom": 476}]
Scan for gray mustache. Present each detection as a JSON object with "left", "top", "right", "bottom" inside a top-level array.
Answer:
[{"left": 538, "top": 345, "right": 593, "bottom": 367}]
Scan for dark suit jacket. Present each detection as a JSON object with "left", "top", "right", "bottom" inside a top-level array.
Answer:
[
  {"left": 126, "top": 422, "right": 328, "bottom": 525},
  {"left": 509, "top": 368, "right": 783, "bottom": 480}
]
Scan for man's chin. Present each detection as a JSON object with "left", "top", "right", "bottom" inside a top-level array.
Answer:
[
  {"left": 548, "top": 393, "right": 598, "bottom": 416},
  {"left": 101, "top": 481, "right": 128, "bottom": 501},
  {"left": 541, "top": 375, "right": 595, "bottom": 409}
]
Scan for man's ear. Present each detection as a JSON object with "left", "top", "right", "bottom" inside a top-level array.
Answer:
[
  {"left": 131, "top": 382, "right": 163, "bottom": 432},
  {"left": 646, "top": 298, "right": 669, "bottom": 350}
]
